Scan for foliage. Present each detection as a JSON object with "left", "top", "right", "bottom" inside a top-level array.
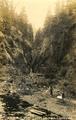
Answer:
[
  {"left": 32, "top": 1, "right": 76, "bottom": 97},
  {"left": 0, "top": 0, "right": 33, "bottom": 41}
]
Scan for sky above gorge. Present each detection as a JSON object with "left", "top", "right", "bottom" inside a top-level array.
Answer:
[{"left": 11, "top": 0, "right": 67, "bottom": 30}]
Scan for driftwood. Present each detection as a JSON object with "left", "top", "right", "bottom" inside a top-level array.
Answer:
[{"left": 29, "top": 106, "right": 70, "bottom": 119}]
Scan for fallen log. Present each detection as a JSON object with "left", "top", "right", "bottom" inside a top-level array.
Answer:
[
  {"left": 30, "top": 108, "right": 46, "bottom": 117},
  {"left": 29, "top": 106, "right": 70, "bottom": 119}
]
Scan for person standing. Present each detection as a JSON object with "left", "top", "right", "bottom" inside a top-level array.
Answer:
[{"left": 49, "top": 86, "right": 53, "bottom": 96}]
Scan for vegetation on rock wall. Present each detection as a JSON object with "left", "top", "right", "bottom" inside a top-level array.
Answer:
[
  {"left": 0, "top": 0, "right": 76, "bottom": 98},
  {"left": 33, "top": 1, "right": 76, "bottom": 97},
  {"left": 0, "top": 0, "right": 33, "bottom": 74}
]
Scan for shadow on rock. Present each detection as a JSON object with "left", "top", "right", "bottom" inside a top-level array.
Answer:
[{"left": 0, "top": 92, "right": 33, "bottom": 116}]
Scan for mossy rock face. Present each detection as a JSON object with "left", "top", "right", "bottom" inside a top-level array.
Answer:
[
  {"left": 0, "top": 24, "right": 32, "bottom": 73},
  {"left": 0, "top": 31, "right": 5, "bottom": 42}
]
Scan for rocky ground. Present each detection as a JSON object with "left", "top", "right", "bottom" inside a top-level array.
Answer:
[
  {"left": 0, "top": 65, "right": 76, "bottom": 120},
  {"left": 0, "top": 72, "right": 76, "bottom": 120}
]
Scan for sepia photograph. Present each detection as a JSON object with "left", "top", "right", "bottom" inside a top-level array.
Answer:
[{"left": 0, "top": 0, "right": 76, "bottom": 119}]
